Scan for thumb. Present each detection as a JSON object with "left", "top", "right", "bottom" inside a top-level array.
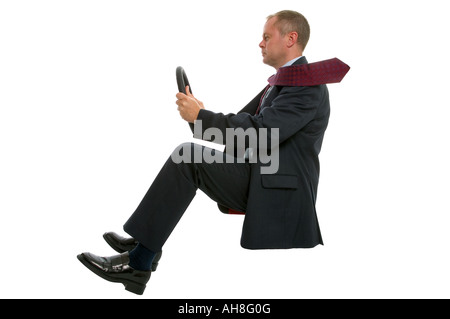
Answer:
[{"left": 185, "top": 85, "right": 193, "bottom": 97}]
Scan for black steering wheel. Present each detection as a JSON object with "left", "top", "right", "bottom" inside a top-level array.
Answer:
[
  {"left": 176, "top": 66, "right": 195, "bottom": 131},
  {"left": 176, "top": 66, "right": 192, "bottom": 95}
]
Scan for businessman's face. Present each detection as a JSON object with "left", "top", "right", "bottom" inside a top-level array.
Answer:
[{"left": 260, "top": 17, "right": 287, "bottom": 70}]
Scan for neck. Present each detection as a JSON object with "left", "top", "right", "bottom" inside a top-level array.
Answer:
[{"left": 275, "top": 54, "right": 303, "bottom": 71}]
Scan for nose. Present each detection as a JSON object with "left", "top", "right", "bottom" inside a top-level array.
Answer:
[{"left": 259, "top": 40, "right": 265, "bottom": 49}]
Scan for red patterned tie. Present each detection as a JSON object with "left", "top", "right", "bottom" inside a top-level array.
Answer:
[
  {"left": 255, "top": 57, "right": 350, "bottom": 114},
  {"left": 268, "top": 57, "right": 350, "bottom": 86}
]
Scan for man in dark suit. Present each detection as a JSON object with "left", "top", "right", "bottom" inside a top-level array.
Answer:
[{"left": 78, "top": 10, "right": 330, "bottom": 295}]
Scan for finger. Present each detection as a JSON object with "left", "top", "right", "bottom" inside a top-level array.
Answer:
[{"left": 176, "top": 92, "right": 187, "bottom": 100}]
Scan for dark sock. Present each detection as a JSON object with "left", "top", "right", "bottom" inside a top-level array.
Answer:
[{"left": 128, "top": 243, "right": 156, "bottom": 271}]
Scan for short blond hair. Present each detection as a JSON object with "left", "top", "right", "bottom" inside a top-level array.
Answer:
[{"left": 267, "top": 10, "right": 310, "bottom": 50}]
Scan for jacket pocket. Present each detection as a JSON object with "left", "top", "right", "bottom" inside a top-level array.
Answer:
[{"left": 261, "top": 174, "right": 299, "bottom": 189}]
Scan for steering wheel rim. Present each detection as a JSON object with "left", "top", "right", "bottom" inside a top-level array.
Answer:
[{"left": 176, "top": 66, "right": 192, "bottom": 95}]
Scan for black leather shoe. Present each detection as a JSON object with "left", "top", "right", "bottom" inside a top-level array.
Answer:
[
  {"left": 103, "top": 232, "right": 163, "bottom": 272},
  {"left": 77, "top": 252, "right": 150, "bottom": 295},
  {"left": 103, "top": 232, "right": 138, "bottom": 253}
]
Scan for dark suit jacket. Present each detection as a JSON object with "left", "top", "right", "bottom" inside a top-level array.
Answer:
[{"left": 195, "top": 57, "right": 330, "bottom": 249}]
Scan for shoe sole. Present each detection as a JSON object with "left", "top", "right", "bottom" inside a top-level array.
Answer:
[{"left": 77, "top": 254, "right": 147, "bottom": 295}]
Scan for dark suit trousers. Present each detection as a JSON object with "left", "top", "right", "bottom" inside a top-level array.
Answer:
[{"left": 123, "top": 143, "right": 250, "bottom": 252}]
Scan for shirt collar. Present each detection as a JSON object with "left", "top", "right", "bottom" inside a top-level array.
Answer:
[{"left": 281, "top": 56, "right": 304, "bottom": 68}]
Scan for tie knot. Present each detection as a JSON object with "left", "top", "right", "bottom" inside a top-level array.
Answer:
[{"left": 267, "top": 74, "right": 276, "bottom": 85}]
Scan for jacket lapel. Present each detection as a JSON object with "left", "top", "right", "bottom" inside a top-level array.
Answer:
[{"left": 238, "top": 57, "right": 309, "bottom": 115}]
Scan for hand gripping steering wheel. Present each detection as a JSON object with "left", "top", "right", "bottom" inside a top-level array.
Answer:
[
  {"left": 176, "top": 66, "right": 195, "bottom": 131},
  {"left": 176, "top": 66, "right": 192, "bottom": 95}
]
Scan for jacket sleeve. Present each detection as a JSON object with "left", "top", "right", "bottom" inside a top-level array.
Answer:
[
  {"left": 194, "top": 85, "right": 323, "bottom": 147},
  {"left": 188, "top": 88, "right": 265, "bottom": 136}
]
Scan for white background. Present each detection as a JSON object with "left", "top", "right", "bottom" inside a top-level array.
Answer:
[{"left": 1, "top": 0, "right": 449, "bottom": 299}]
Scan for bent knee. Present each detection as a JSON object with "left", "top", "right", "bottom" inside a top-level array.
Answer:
[{"left": 171, "top": 142, "right": 202, "bottom": 164}]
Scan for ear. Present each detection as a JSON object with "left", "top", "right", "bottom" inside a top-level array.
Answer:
[{"left": 286, "top": 31, "right": 299, "bottom": 48}]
